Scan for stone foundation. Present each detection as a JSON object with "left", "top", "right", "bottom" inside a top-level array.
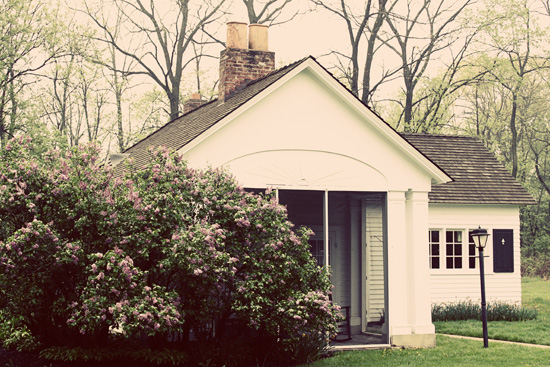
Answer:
[{"left": 391, "top": 334, "right": 436, "bottom": 348}]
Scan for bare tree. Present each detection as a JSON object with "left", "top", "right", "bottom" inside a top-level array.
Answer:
[
  {"left": 396, "top": 28, "right": 486, "bottom": 132},
  {"left": 384, "top": 0, "right": 474, "bottom": 131},
  {"left": 108, "top": 43, "right": 131, "bottom": 151},
  {"left": 532, "top": 139, "right": 550, "bottom": 212},
  {"left": 36, "top": 53, "right": 110, "bottom": 147},
  {"left": 79, "top": 65, "right": 110, "bottom": 144},
  {"left": 473, "top": 0, "right": 550, "bottom": 177},
  {"left": 0, "top": 0, "right": 63, "bottom": 147},
  {"left": 23, "top": 9, "right": 107, "bottom": 148},
  {"left": 126, "top": 89, "right": 167, "bottom": 144},
  {"left": 312, "top": 0, "right": 399, "bottom": 106},
  {"left": 84, "top": 0, "right": 228, "bottom": 122},
  {"left": 94, "top": 1, "right": 137, "bottom": 152},
  {"left": 242, "top": 0, "right": 301, "bottom": 25}
]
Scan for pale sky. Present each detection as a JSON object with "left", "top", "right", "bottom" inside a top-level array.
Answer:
[{"left": 269, "top": 10, "right": 345, "bottom": 64}]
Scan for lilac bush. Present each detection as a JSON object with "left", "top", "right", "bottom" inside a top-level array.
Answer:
[
  {"left": 0, "top": 219, "right": 82, "bottom": 343},
  {"left": 0, "top": 137, "right": 339, "bottom": 361},
  {"left": 68, "top": 248, "right": 183, "bottom": 338}
]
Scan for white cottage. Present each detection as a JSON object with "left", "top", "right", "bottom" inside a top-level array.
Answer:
[{"left": 118, "top": 23, "right": 535, "bottom": 348}]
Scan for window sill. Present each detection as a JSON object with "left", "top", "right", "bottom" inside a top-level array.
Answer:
[{"left": 429, "top": 270, "right": 494, "bottom": 276}]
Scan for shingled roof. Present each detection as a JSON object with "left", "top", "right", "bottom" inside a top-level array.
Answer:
[
  {"left": 401, "top": 133, "right": 535, "bottom": 205},
  {"left": 120, "top": 58, "right": 534, "bottom": 206}
]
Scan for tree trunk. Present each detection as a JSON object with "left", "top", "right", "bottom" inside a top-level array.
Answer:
[
  {"left": 169, "top": 88, "right": 180, "bottom": 122},
  {"left": 361, "top": 0, "right": 387, "bottom": 105},
  {"left": 403, "top": 80, "right": 414, "bottom": 131},
  {"left": 510, "top": 89, "right": 519, "bottom": 178},
  {"left": 116, "top": 83, "right": 124, "bottom": 151},
  {"left": 113, "top": 65, "right": 124, "bottom": 151},
  {"left": 0, "top": 81, "right": 7, "bottom": 148}
]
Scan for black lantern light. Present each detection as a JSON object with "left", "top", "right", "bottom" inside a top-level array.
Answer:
[
  {"left": 471, "top": 226, "right": 490, "bottom": 348},
  {"left": 471, "top": 227, "right": 489, "bottom": 249}
]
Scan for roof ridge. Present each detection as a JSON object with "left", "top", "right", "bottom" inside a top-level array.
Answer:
[{"left": 400, "top": 132, "right": 479, "bottom": 139}]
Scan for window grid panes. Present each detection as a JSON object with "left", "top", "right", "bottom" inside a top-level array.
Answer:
[
  {"left": 446, "top": 230, "right": 462, "bottom": 269},
  {"left": 429, "top": 230, "right": 440, "bottom": 269}
]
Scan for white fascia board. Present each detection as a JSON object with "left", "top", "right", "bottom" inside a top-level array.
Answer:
[{"left": 178, "top": 57, "right": 452, "bottom": 185}]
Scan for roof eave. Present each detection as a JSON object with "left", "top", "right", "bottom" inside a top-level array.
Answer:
[{"left": 429, "top": 199, "right": 537, "bottom": 205}]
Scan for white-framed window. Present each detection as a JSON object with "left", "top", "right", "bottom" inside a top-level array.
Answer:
[
  {"left": 445, "top": 230, "right": 463, "bottom": 269},
  {"left": 429, "top": 230, "right": 440, "bottom": 269},
  {"left": 429, "top": 228, "right": 481, "bottom": 271}
]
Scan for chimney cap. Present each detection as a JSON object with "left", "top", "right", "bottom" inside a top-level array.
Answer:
[
  {"left": 248, "top": 23, "right": 269, "bottom": 51},
  {"left": 226, "top": 22, "right": 247, "bottom": 49},
  {"left": 190, "top": 92, "right": 201, "bottom": 100}
]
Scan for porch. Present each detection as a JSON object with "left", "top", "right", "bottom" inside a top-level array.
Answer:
[
  {"left": 330, "top": 334, "right": 390, "bottom": 351},
  {"left": 276, "top": 188, "right": 435, "bottom": 348},
  {"left": 277, "top": 189, "right": 388, "bottom": 342}
]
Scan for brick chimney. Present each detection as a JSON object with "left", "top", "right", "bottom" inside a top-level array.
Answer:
[
  {"left": 183, "top": 93, "right": 206, "bottom": 114},
  {"left": 219, "top": 22, "right": 275, "bottom": 102}
]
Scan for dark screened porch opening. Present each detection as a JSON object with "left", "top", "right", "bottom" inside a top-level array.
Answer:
[{"left": 275, "top": 189, "right": 387, "bottom": 344}]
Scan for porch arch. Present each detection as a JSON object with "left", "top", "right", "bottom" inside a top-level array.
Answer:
[{"left": 223, "top": 149, "right": 388, "bottom": 191}]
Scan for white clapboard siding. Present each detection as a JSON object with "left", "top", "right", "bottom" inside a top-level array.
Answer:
[
  {"left": 366, "top": 201, "right": 385, "bottom": 322},
  {"left": 335, "top": 227, "right": 351, "bottom": 308},
  {"left": 428, "top": 204, "right": 522, "bottom": 304}
]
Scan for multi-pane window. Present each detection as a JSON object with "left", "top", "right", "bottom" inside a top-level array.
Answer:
[
  {"left": 446, "top": 230, "right": 463, "bottom": 269},
  {"left": 429, "top": 228, "right": 485, "bottom": 271},
  {"left": 468, "top": 230, "right": 477, "bottom": 269},
  {"left": 429, "top": 230, "right": 440, "bottom": 269}
]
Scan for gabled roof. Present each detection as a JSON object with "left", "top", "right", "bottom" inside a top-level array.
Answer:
[
  {"left": 120, "top": 58, "right": 308, "bottom": 172},
  {"left": 120, "top": 57, "right": 534, "bottom": 205},
  {"left": 123, "top": 56, "right": 451, "bottom": 185},
  {"left": 401, "top": 133, "right": 535, "bottom": 205}
]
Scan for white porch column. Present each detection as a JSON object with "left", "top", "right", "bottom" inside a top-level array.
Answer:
[
  {"left": 386, "top": 190, "right": 435, "bottom": 348},
  {"left": 405, "top": 191, "right": 436, "bottom": 339},
  {"left": 385, "top": 191, "right": 411, "bottom": 337}
]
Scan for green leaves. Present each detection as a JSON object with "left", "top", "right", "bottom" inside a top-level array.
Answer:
[{"left": 0, "top": 138, "right": 338, "bottom": 361}]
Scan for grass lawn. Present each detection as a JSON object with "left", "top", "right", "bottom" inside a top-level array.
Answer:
[
  {"left": 303, "top": 277, "right": 550, "bottom": 366},
  {"left": 434, "top": 277, "right": 550, "bottom": 345},
  {"left": 306, "top": 335, "right": 550, "bottom": 367}
]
